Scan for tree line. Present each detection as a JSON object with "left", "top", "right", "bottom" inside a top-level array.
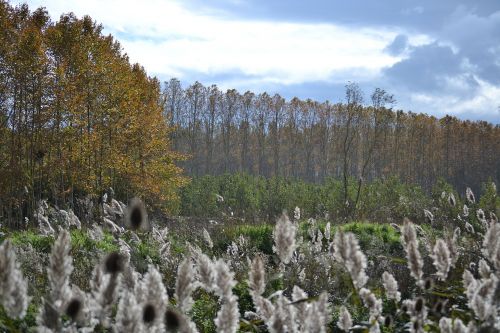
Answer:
[
  {"left": 163, "top": 79, "right": 500, "bottom": 201},
  {"left": 0, "top": 2, "right": 185, "bottom": 225}
]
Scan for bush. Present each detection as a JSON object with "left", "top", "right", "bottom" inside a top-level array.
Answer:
[{"left": 179, "top": 173, "right": 434, "bottom": 223}]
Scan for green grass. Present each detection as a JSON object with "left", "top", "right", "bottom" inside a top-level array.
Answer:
[
  {"left": 216, "top": 224, "right": 274, "bottom": 255},
  {"left": 9, "top": 231, "right": 54, "bottom": 253}
]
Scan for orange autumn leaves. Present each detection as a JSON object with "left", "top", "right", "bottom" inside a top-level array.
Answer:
[{"left": 0, "top": 2, "right": 186, "bottom": 214}]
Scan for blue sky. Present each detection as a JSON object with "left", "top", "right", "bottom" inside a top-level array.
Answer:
[{"left": 12, "top": 0, "right": 500, "bottom": 122}]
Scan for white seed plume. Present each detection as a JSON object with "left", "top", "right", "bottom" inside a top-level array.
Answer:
[
  {"left": 476, "top": 209, "right": 487, "bottom": 224},
  {"left": 482, "top": 221, "right": 500, "bottom": 270},
  {"left": 469, "top": 275, "right": 498, "bottom": 321},
  {"left": 298, "top": 268, "right": 306, "bottom": 282},
  {"left": 213, "top": 259, "right": 237, "bottom": 298},
  {"left": 90, "top": 266, "right": 121, "bottom": 327},
  {"left": 440, "top": 317, "right": 467, "bottom": 333},
  {"left": 448, "top": 193, "right": 456, "bottom": 206},
  {"left": 37, "top": 230, "right": 74, "bottom": 330},
  {"left": 439, "top": 317, "right": 452, "bottom": 333},
  {"left": 466, "top": 187, "right": 475, "bottom": 204},
  {"left": 431, "top": 239, "right": 451, "bottom": 281},
  {"left": 48, "top": 230, "right": 73, "bottom": 311},
  {"left": 253, "top": 294, "right": 275, "bottom": 321},
  {"left": 202, "top": 228, "right": 213, "bottom": 249},
  {"left": 401, "top": 220, "right": 424, "bottom": 284},
  {"left": 332, "top": 231, "right": 368, "bottom": 289},
  {"left": 463, "top": 204, "right": 469, "bottom": 217},
  {"left": 462, "top": 269, "right": 478, "bottom": 300},
  {"left": 465, "top": 222, "right": 475, "bottom": 234},
  {"left": 324, "top": 222, "right": 331, "bottom": 241},
  {"left": 453, "top": 319, "right": 467, "bottom": 333},
  {"left": 214, "top": 292, "right": 239, "bottom": 333},
  {"left": 268, "top": 295, "right": 289, "bottom": 333},
  {"left": 272, "top": 214, "right": 297, "bottom": 264},
  {"left": 194, "top": 251, "right": 216, "bottom": 290},
  {"left": 0, "top": 240, "right": 29, "bottom": 319},
  {"left": 137, "top": 265, "right": 169, "bottom": 319},
  {"left": 359, "top": 288, "right": 382, "bottom": 319},
  {"left": 294, "top": 206, "right": 301, "bottom": 221},
  {"left": 115, "top": 289, "right": 141, "bottom": 333},
  {"left": 478, "top": 259, "right": 491, "bottom": 279},
  {"left": 249, "top": 255, "right": 266, "bottom": 296},
  {"left": 447, "top": 229, "right": 460, "bottom": 268},
  {"left": 423, "top": 209, "right": 434, "bottom": 223},
  {"left": 213, "top": 260, "right": 239, "bottom": 333},
  {"left": 337, "top": 306, "right": 353, "bottom": 332},
  {"left": 175, "top": 258, "right": 195, "bottom": 313},
  {"left": 490, "top": 212, "right": 498, "bottom": 224},
  {"left": 382, "top": 271, "right": 401, "bottom": 302},
  {"left": 303, "top": 292, "right": 329, "bottom": 333},
  {"left": 292, "top": 286, "right": 308, "bottom": 324}
]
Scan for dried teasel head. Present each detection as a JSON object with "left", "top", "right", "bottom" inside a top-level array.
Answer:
[
  {"left": 384, "top": 315, "right": 393, "bottom": 327},
  {"left": 433, "top": 300, "right": 447, "bottom": 316},
  {"left": 165, "top": 308, "right": 181, "bottom": 330},
  {"left": 104, "top": 251, "right": 124, "bottom": 274},
  {"left": 65, "top": 297, "right": 83, "bottom": 321},
  {"left": 142, "top": 303, "right": 156, "bottom": 324},
  {"left": 126, "top": 197, "right": 149, "bottom": 231},
  {"left": 414, "top": 297, "right": 424, "bottom": 313},
  {"left": 424, "top": 278, "right": 434, "bottom": 291}
]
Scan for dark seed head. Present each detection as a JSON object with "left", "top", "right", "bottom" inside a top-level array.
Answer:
[
  {"left": 401, "top": 304, "right": 408, "bottom": 313},
  {"left": 165, "top": 308, "right": 181, "bottom": 330},
  {"left": 413, "top": 321, "right": 420, "bottom": 330},
  {"left": 143, "top": 303, "right": 156, "bottom": 324},
  {"left": 424, "top": 278, "right": 434, "bottom": 291},
  {"left": 415, "top": 297, "right": 424, "bottom": 313},
  {"left": 130, "top": 207, "right": 142, "bottom": 228},
  {"left": 384, "top": 315, "right": 393, "bottom": 327},
  {"left": 126, "top": 198, "right": 148, "bottom": 230},
  {"left": 65, "top": 298, "right": 82, "bottom": 321},
  {"left": 433, "top": 301, "right": 443, "bottom": 314},
  {"left": 104, "top": 252, "right": 124, "bottom": 274}
]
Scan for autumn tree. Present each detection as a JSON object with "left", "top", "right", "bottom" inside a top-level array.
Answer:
[{"left": 0, "top": 3, "right": 185, "bottom": 225}]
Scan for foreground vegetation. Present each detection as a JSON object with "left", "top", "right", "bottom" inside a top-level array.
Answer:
[{"left": 0, "top": 183, "right": 499, "bottom": 332}]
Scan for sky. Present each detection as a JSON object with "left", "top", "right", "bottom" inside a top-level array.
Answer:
[{"left": 11, "top": 0, "right": 500, "bottom": 122}]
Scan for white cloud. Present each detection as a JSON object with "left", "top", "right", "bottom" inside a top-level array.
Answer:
[
  {"left": 410, "top": 77, "right": 500, "bottom": 119},
  {"left": 15, "top": 0, "right": 498, "bottom": 121},
  {"left": 17, "top": 0, "right": 406, "bottom": 85}
]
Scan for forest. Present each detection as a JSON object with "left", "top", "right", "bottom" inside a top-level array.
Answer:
[
  {"left": 1, "top": 1, "right": 500, "bottom": 333},
  {"left": 164, "top": 79, "right": 499, "bottom": 194}
]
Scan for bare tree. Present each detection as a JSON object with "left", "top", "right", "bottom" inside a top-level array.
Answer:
[
  {"left": 202, "top": 84, "right": 221, "bottom": 174},
  {"left": 341, "top": 82, "right": 363, "bottom": 219},
  {"left": 270, "top": 94, "right": 285, "bottom": 177},
  {"left": 221, "top": 89, "right": 240, "bottom": 173},
  {"left": 185, "top": 81, "right": 206, "bottom": 174}
]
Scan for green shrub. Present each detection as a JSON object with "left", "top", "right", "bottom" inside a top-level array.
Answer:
[
  {"left": 191, "top": 290, "right": 218, "bottom": 333},
  {"left": 10, "top": 231, "right": 54, "bottom": 253}
]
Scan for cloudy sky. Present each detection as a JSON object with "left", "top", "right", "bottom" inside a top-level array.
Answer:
[{"left": 12, "top": 0, "right": 500, "bottom": 122}]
